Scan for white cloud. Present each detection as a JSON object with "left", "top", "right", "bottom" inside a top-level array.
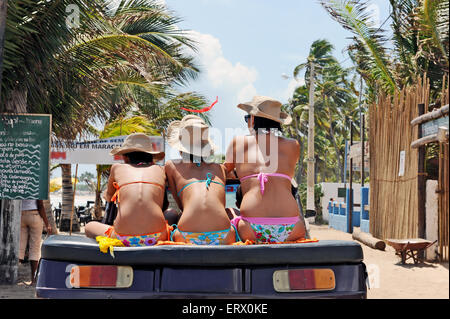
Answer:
[
  {"left": 280, "top": 77, "right": 305, "bottom": 101},
  {"left": 188, "top": 31, "right": 258, "bottom": 95},
  {"left": 180, "top": 31, "right": 260, "bottom": 154}
]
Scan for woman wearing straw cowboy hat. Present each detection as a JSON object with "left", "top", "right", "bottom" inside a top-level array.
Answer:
[
  {"left": 165, "top": 115, "right": 239, "bottom": 245},
  {"left": 85, "top": 133, "right": 172, "bottom": 246},
  {"left": 225, "top": 96, "right": 306, "bottom": 244}
]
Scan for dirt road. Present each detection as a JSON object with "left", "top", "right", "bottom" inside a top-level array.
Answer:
[
  {"left": 309, "top": 225, "right": 449, "bottom": 299},
  {"left": 0, "top": 225, "right": 448, "bottom": 299}
]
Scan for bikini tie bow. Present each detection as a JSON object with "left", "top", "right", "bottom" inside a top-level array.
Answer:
[
  {"left": 205, "top": 173, "right": 213, "bottom": 189},
  {"left": 257, "top": 172, "right": 269, "bottom": 195}
]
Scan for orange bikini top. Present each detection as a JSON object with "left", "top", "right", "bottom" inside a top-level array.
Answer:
[{"left": 111, "top": 181, "right": 165, "bottom": 204}]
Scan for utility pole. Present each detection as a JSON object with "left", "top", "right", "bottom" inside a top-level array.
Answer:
[
  {"left": 358, "top": 76, "right": 365, "bottom": 186},
  {"left": 306, "top": 61, "right": 316, "bottom": 217}
]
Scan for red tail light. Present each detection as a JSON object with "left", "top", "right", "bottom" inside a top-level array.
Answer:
[
  {"left": 70, "top": 265, "right": 133, "bottom": 289},
  {"left": 273, "top": 269, "right": 335, "bottom": 292}
]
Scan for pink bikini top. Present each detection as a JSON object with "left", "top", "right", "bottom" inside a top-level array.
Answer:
[{"left": 239, "top": 172, "right": 291, "bottom": 195}]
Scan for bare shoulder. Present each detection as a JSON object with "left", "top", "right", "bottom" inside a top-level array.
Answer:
[
  {"left": 230, "top": 135, "right": 248, "bottom": 146},
  {"left": 164, "top": 160, "right": 175, "bottom": 173},
  {"left": 155, "top": 164, "right": 165, "bottom": 173},
  {"left": 281, "top": 136, "right": 300, "bottom": 148},
  {"left": 109, "top": 163, "right": 122, "bottom": 173},
  {"left": 281, "top": 136, "right": 299, "bottom": 145}
]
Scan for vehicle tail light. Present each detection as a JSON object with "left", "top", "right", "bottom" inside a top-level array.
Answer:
[
  {"left": 70, "top": 265, "right": 133, "bottom": 289},
  {"left": 273, "top": 269, "right": 335, "bottom": 292}
]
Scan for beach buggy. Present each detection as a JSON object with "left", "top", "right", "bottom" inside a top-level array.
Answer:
[{"left": 36, "top": 181, "right": 368, "bottom": 299}]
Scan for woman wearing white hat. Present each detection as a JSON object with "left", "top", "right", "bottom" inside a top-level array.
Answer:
[
  {"left": 165, "top": 115, "right": 239, "bottom": 245},
  {"left": 85, "top": 133, "right": 171, "bottom": 246},
  {"left": 225, "top": 96, "right": 306, "bottom": 243}
]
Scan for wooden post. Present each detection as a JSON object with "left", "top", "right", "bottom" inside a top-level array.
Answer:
[
  {"left": 359, "top": 76, "right": 365, "bottom": 186},
  {"left": 417, "top": 103, "right": 426, "bottom": 240},
  {"left": 361, "top": 114, "right": 365, "bottom": 186},
  {"left": 69, "top": 164, "right": 79, "bottom": 235}
]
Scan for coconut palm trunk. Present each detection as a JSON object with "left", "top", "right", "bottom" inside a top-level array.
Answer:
[
  {"left": 59, "top": 164, "right": 79, "bottom": 232},
  {"left": 94, "top": 167, "right": 103, "bottom": 220},
  {"left": 328, "top": 119, "right": 344, "bottom": 182},
  {"left": 43, "top": 199, "right": 58, "bottom": 235}
]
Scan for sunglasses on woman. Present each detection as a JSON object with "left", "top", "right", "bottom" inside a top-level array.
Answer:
[{"left": 244, "top": 115, "right": 250, "bottom": 123}]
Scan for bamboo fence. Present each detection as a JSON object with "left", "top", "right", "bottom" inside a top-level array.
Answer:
[
  {"left": 369, "top": 77, "right": 430, "bottom": 239},
  {"left": 438, "top": 75, "right": 449, "bottom": 261},
  {"left": 438, "top": 141, "right": 448, "bottom": 261}
]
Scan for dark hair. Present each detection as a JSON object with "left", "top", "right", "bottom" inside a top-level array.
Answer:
[
  {"left": 253, "top": 116, "right": 282, "bottom": 132},
  {"left": 235, "top": 185, "right": 243, "bottom": 208},
  {"left": 162, "top": 190, "right": 169, "bottom": 211},
  {"left": 124, "top": 151, "right": 153, "bottom": 164}
]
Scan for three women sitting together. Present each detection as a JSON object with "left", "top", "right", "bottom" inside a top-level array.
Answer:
[{"left": 85, "top": 96, "right": 306, "bottom": 246}]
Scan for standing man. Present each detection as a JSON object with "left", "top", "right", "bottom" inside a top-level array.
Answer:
[{"left": 19, "top": 199, "right": 52, "bottom": 285}]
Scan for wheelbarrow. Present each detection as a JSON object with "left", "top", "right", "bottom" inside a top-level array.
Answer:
[{"left": 386, "top": 239, "right": 437, "bottom": 264}]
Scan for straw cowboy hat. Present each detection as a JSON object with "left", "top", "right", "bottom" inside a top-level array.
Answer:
[
  {"left": 110, "top": 133, "right": 165, "bottom": 161},
  {"left": 167, "top": 115, "right": 216, "bottom": 158},
  {"left": 237, "top": 96, "right": 292, "bottom": 125}
]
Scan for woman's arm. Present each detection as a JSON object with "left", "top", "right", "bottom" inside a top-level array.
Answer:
[
  {"left": 224, "top": 136, "right": 237, "bottom": 173},
  {"left": 104, "top": 165, "right": 118, "bottom": 202},
  {"left": 164, "top": 161, "right": 183, "bottom": 210},
  {"left": 37, "top": 200, "right": 51, "bottom": 233}
]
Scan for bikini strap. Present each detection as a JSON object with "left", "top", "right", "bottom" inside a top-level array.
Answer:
[
  {"left": 240, "top": 172, "right": 291, "bottom": 195},
  {"left": 230, "top": 223, "right": 242, "bottom": 243},
  {"left": 177, "top": 173, "right": 226, "bottom": 196},
  {"left": 111, "top": 181, "right": 165, "bottom": 204},
  {"left": 170, "top": 224, "right": 178, "bottom": 241},
  {"left": 111, "top": 182, "right": 121, "bottom": 204},
  {"left": 205, "top": 172, "right": 213, "bottom": 189}
]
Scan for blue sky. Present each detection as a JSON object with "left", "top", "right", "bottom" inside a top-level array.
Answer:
[
  {"left": 57, "top": 0, "right": 392, "bottom": 178},
  {"left": 163, "top": 0, "right": 391, "bottom": 158}
]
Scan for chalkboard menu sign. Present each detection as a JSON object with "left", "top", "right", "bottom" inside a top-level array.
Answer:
[{"left": 0, "top": 114, "right": 51, "bottom": 200}]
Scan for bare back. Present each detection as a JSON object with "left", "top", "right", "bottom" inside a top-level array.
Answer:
[
  {"left": 105, "top": 163, "right": 167, "bottom": 235},
  {"left": 225, "top": 133, "right": 300, "bottom": 218},
  {"left": 165, "top": 160, "right": 230, "bottom": 232}
]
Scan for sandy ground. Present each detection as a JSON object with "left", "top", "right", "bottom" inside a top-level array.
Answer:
[{"left": 0, "top": 224, "right": 448, "bottom": 299}]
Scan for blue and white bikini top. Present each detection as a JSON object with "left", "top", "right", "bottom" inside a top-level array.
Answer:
[{"left": 177, "top": 173, "right": 226, "bottom": 197}]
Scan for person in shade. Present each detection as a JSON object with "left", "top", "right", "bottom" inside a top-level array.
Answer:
[
  {"left": 165, "top": 115, "right": 239, "bottom": 245},
  {"left": 19, "top": 199, "right": 52, "bottom": 285},
  {"left": 224, "top": 96, "right": 306, "bottom": 244},
  {"left": 85, "top": 133, "right": 171, "bottom": 246}
]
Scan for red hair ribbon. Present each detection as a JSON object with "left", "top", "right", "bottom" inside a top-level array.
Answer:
[{"left": 181, "top": 96, "right": 219, "bottom": 113}]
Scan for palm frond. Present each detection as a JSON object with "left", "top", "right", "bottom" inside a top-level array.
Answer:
[
  {"left": 320, "top": 0, "right": 397, "bottom": 93},
  {"left": 423, "top": 0, "right": 449, "bottom": 65}
]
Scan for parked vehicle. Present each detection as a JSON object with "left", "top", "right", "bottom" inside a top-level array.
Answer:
[{"left": 36, "top": 180, "right": 367, "bottom": 299}]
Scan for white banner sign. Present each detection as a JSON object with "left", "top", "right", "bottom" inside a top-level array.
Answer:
[{"left": 51, "top": 135, "right": 164, "bottom": 165}]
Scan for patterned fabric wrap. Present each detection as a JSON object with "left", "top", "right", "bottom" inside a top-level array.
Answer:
[
  {"left": 248, "top": 223, "right": 296, "bottom": 244},
  {"left": 180, "top": 229, "right": 230, "bottom": 245},
  {"left": 114, "top": 232, "right": 161, "bottom": 247}
]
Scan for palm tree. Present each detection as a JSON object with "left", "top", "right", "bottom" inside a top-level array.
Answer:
[
  {"left": 319, "top": 0, "right": 397, "bottom": 96},
  {"left": 315, "top": 61, "right": 359, "bottom": 181},
  {"left": 293, "top": 39, "right": 338, "bottom": 86},
  {"left": 320, "top": 0, "right": 449, "bottom": 101},
  {"left": 1, "top": 1, "right": 204, "bottom": 233},
  {"left": 286, "top": 39, "right": 361, "bottom": 185}
]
